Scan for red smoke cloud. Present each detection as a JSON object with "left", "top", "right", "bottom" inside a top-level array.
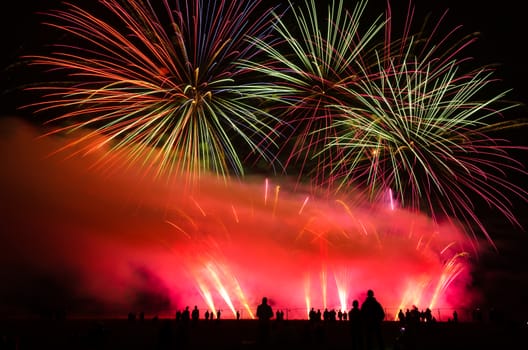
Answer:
[{"left": 0, "top": 117, "right": 481, "bottom": 319}]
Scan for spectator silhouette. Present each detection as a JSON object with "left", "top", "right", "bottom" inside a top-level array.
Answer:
[
  {"left": 191, "top": 305, "right": 199, "bottom": 324},
  {"left": 256, "top": 297, "right": 274, "bottom": 345},
  {"left": 361, "top": 289, "right": 385, "bottom": 350},
  {"left": 323, "top": 308, "right": 329, "bottom": 321},
  {"left": 349, "top": 299, "right": 362, "bottom": 350},
  {"left": 182, "top": 306, "right": 190, "bottom": 324},
  {"left": 309, "top": 307, "right": 317, "bottom": 322},
  {"left": 275, "top": 309, "right": 285, "bottom": 321},
  {"left": 424, "top": 308, "right": 433, "bottom": 323},
  {"left": 398, "top": 309, "right": 405, "bottom": 324}
]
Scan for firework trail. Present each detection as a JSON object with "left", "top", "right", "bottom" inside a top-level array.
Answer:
[
  {"left": 23, "top": 0, "right": 282, "bottom": 185},
  {"left": 324, "top": 2, "right": 527, "bottom": 245},
  {"left": 241, "top": 0, "right": 387, "bottom": 188},
  {"left": 245, "top": 0, "right": 527, "bottom": 245},
  {"left": 19, "top": 0, "right": 527, "bottom": 245}
]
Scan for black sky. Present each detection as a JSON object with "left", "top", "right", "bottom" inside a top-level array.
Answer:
[{"left": 1, "top": 0, "right": 528, "bottom": 116}]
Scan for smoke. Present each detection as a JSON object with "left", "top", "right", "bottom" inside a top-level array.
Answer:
[{"left": 0, "top": 117, "right": 482, "bottom": 319}]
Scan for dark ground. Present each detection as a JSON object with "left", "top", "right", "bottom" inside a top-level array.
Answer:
[{"left": 1, "top": 318, "right": 526, "bottom": 350}]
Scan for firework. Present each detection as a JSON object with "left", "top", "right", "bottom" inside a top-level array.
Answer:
[
  {"left": 241, "top": 0, "right": 387, "bottom": 188},
  {"left": 23, "top": 0, "right": 282, "bottom": 185},
  {"left": 245, "top": 0, "right": 527, "bottom": 245},
  {"left": 18, "top": 0, "right": 527, "bottom": 251},
  {"left": 324, "top": 2, "right": 527, "bottom": 245}
]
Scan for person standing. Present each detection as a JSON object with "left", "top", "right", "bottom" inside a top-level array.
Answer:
[
  {"left": 256, "top": 297, "right": 274, "bottom": 345},
  {"left": 349, "top": 299, "right": 362, "bottom": 350},
  {"left": 361, "top": 290, "right": 385, "bottom": 350},
  {"left": 191, "top": 305, "right": 199, "bottom": 325}
]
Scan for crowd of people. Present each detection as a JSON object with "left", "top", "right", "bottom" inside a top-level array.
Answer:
[
  {"left": 1, "top": 288, "right": 515, "bottom": 350},
  {"left": 125, "top": 289, "right": 388, "bottom": 349},
  {"left": 120, "top": 289, "right": 511, "bottom": 350}
]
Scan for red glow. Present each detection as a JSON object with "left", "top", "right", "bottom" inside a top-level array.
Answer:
[{"left": 0, "top": 117, "right": 480, "bottom": 320}]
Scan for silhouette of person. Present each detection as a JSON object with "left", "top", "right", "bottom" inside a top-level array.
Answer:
[
  {"left": 323, "top": 308, "right": 329, "bottom": 321},
  {"left": 398, "top": 309, "right": 405, "bottom": 324},
  {"left": 361, "top": 289, "right": 385, "bottom": 350},
  {"left": 309, "top": 307, "right": 317, "bottom": 322},
  {"left": 349, "top": 299, "right": 362, "bottom": 350},
  {"left": 190, "top": 305, "right": 199, "bottom": 328},
  {"left": 182, "top": 306, "right": 190, "bottom": 324},
  {"left": 191, "top": 305, "right": 199, "bottom": 323},
  {"left": 256, "top": 297, "right": 274, "bottom": 344},
  {"left": 424, "top": 308, "right": 433, "bottom": 323}
]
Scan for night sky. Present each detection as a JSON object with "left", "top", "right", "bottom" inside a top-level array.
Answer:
[
  {"left": 1, "top": 0, "right": 527, "bottom": 321},
  {"left": 1, "top": 1, "right": 528, "bottom": 98}
]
